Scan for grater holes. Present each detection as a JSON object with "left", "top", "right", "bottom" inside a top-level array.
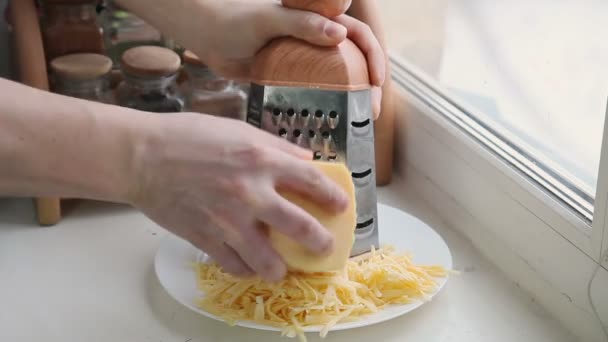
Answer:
[
  {"left": 328, "top": 152, "right": 337, "bottom": 161},
  {"left": 356, "top": 218, "right": 374, "bottom": 229},
  {"left": 299, "top": 109, "right": 311, "bottom": 126},
  {"left": 293, "top": 129, "right": 302, "bottom": 138},
  {"left": 286, "top": 108, "right": 296, "bottom": 117},
  {"left": 308, "top": 130, "right": 316, "bottom": 138},
  {"left": 328, "top": 110, "right": 339, "bottom": 129},
  {"left": 278, "top": 128, "right": 287, "bottom": 137},
  {"left": 322, "top": 131, "right": 330, "bottom": 139},
  {"left": 313, "top": 110, "right": 325, "bottom": 129},
  {"left": 352, "top": 169, "right": 372, "bottom": 179},
  {"left": 313, "top": 151, "right": 322, "bottom": 160},
  {"left": 351, "top": 119, "right": 370, "bottom": 128},
  {"left": 271, "top": 108, "right": 283, "bottom": 125}
]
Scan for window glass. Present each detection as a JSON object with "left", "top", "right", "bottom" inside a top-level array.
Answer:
[{"left": 381, "top": 0, "right": 608, "bottom": 198}]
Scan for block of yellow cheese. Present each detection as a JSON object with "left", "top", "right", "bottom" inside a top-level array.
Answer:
[{"left": 269, "top": 161, "right": 356, "bottom": 273}]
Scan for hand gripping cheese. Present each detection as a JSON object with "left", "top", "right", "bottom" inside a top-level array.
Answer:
[{"left": 269, "top": 161, "right": 357, "bottom": 273}]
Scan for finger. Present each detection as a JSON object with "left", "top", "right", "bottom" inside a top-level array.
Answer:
[
  {"left": 251, "top": 127, "right": 313, "bottom": 160},
  {"left": 333, "top": 15, "right": 386, "bottom": 87},
  {"left": 189, "top": 233, "right": 254, "bottom": 277},
  {"left": 226, "top": 223, "right": 287, "bottom": 282},
  {"left": 281, "top": 0, "right": 352, "bottom": 18},
  {"left": 256, "top": 190, "right": 335, "bottom": 255},
  {"left": 266, "top": 5, "right": 347, "bottom": 45},
  {"left": 273, "top": 157, "right": 349, "bottom": 213},
  {"left": 209, "top": 242, "right": 255, "bottom": 277},
  {"left": 213, "top": 118, "right": 312, "bottom": 160},
  {"left": 372, "top": 86, "right": 382, "bottom": 120},
  {"left": 204, "top": 208, "right": 287, "bottom": 282}
]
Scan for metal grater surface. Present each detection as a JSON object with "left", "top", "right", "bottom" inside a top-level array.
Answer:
[{"left": 246, "top": 83, "right": 379, "bottom": 256}]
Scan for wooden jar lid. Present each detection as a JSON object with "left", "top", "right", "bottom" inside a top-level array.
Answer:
[
  {"left": 121, "top": 46, "right": 181, "bottom": 77},
  {"left": 182, "top": 50, "right": 206, "bottom": 67},
  {"left": 50, "top": 53, "right": 113, "bottom": 80}
]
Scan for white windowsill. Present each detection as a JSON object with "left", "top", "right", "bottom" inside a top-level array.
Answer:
[
  {"left": 392, "top": 83, "right": 608, "bottom": 342},
  {"left": 0, "top": 186, "right": 575, "bottom": 341}
]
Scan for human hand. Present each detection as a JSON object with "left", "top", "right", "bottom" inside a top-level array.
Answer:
[
  {"left": 130, "top": 113, "right": 349, "bottom": 281},
  {"left": 175, "top": 0, "right": 385, "bottom": 118}
]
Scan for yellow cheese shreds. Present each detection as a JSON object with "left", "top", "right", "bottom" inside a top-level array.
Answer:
[{"left": 194, "top": 246, "right": 449, "bottom": 341}]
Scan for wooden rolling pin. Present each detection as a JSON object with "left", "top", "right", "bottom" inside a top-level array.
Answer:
[
  {"left": 348, "top": 0, "right": 395, "bottom": 186},
  {"left": 9, "top": 0, "right": 62, "bottom": 225}
]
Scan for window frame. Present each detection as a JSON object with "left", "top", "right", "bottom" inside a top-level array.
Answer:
[
  {"left": 389, "top": 52, "right": 608, "bottom": 340},
  {"left": 390, "top": 53, "right": 607, "bottom": 263},
  {"left": 593, "top": 100, "right": 608, "bottom": 267}
]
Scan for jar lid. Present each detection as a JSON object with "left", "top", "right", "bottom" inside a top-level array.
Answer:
[
  {"left": 121, "top": 46, "right": 181, "bottom": 77},
  {"left": 182, "top": 50, "right": 206, "bottom": 67},
  {"left": 50, "top": 53, "right": 113, "bottom": 80}
]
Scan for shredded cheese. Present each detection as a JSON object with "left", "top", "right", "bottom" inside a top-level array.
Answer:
[{"left": 195, "top": 246, "right": 449, "bottom": 341}]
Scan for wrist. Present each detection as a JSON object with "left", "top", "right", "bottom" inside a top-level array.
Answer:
[
  {"left": 78, "top": 102, "right": 159, "bottom": 207},
  {"left": 120, "top": 110, "right": 161, "bottom": 208}
]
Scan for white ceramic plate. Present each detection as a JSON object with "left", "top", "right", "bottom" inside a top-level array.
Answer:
[{"left": 154, "top": 203, "right": 452, "bottom": 333}]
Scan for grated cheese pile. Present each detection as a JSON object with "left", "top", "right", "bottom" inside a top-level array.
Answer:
[{"left": 195, "top": 246, "right": 448, "bottom": 341}]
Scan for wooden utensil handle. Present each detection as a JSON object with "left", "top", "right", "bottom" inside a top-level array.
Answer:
[
  {"left": 10, "top": 0, "right": 63, "bottom": 225},
  {"left": 282, "top": 0, "right": 352, "bottom": 17},
  {"left": 252, "top": 0, "right": 367, "bottom": 90}
]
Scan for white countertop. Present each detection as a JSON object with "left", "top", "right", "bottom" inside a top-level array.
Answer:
[{"left": 0, "top": 179, "right": 575, "bottom": 342}]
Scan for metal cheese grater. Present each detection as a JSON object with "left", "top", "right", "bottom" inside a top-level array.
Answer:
[{"left": 246, "top": 0, "right": 379, "bottom": 256}]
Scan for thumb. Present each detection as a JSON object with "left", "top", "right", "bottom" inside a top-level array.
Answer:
[{"left": 269, "top": 7, "right": 347, "bottom": 46}]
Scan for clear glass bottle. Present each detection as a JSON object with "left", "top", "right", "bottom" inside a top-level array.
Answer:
[
  {"left": 234, "top": 81, "right": 251, "bottom": 101},
  {"left": 41, "top": 0, "right": 105, "bottom": 62},
  {"left": 182, "top": 51, "right": 247, "bottom": 121},
  {"left": 49, "top": 53, "right": 114, "bottom": 104},
  {"left": 116, "top": 46, "right": 184, "bottom": 113}
]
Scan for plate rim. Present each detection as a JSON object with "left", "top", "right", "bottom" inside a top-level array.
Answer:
[{"left": 154, "top": 203, "right": 452, "bottom": 333}]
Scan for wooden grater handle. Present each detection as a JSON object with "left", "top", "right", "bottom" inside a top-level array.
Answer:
[
  {"left": 281, "top": 0, "right": 352, "bottom": 18},
  {"left": 251, "top": 0, "right": 368, "bottom": 90}
]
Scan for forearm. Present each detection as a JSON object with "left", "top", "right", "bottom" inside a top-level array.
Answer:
[
  {"left": 0, "top": 78, "right": 147, "bottom": 203},
  {"left": 115, "top": 0, "right": 216, "bottom": 60}
]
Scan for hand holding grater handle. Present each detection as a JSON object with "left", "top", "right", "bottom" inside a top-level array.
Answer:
[
  {"left": 250, "top": 0, "right": 370, "bottom": 91},
  {"left": 247, "top": 0, "right": 379, "bottom": 256},
  {"left": 281, "top": 0, "right": 352, "bottom": 17}
]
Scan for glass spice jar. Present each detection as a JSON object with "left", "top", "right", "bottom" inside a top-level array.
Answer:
[
  {"left": 49, "top": 53, "right": 114, "bottom": 104},
  {"left": 115, "top": 46, "right": 184, "bottom": 113},
  {"left": 100, "top": 0, "right": 163, "bottom": 68},
  {"left": 40, "top": 0, "right": 105, "bottom": 62},
  {"left": 181, "top": 50, "right": 247, "bottom": 121}
]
